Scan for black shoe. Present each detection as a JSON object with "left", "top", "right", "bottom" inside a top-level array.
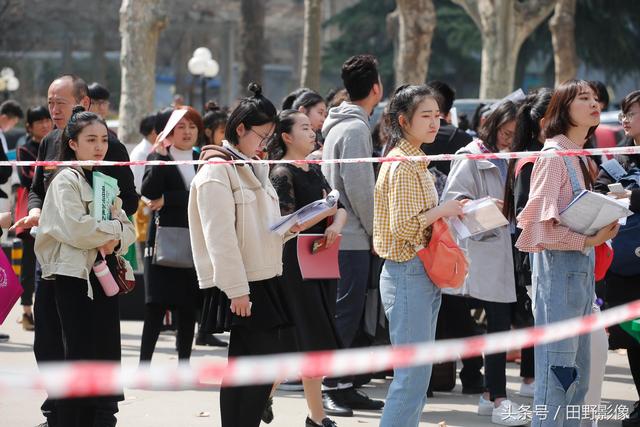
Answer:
[
  {"left": 335, "top": 388, "right": 384, "bottom": 410},
  {"left": 623, "top": 401, "right": 640, "bottom": 427},
  {"left": 0, "top": 333, "right": 8, "bottom": 343},
  {"left": 195, "top": 334, "right": 228, "bottom": 347},
  {"left": 261, "top": 396, "right": 274, "bottom": 424},
  {"left": 322, "top": 392, "right": 353, "bottom": 417},
  {"left": 306, "top": 416, "right": 338, "bottom": 427}
]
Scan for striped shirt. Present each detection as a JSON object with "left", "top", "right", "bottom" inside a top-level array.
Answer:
[
  {"left": 373, "top": 139, "right": 439, "bottom": 262},
  {"left": 515, "top": 135, "right": 589, "bottom": 253}
]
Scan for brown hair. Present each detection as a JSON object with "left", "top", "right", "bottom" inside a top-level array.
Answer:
[
  {"left": 179, "top": 106, "right": 204, "bottom": 137},
  {"left": 543, "top": 79, "right": 599, "bottom": 141},
  {"left": 621, "top": 90, "right": 640, "bottom": 114}
]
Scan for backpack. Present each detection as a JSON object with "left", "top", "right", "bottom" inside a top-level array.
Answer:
[
  {"left": 388, "top": 161, "right": 468, "bottom": 288},
  {"left": 600, "top": 159, "right": 640, "bottom": 276}
]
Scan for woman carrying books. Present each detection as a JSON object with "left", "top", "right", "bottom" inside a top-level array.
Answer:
[
  {"left": 442, "top": 100, "right": 525, "bottom": 426},
  {"left": 35, "top": 106, "right": 135, "bottom": 426},
  {"left": 267, "top": 109, "right": 346, "bottom": 427},
  {"left": 516, "top": 80, "right": 619, "bottom": 427},
  {"left": 373, "top": 85, "right": 464, "bottom": 427}
]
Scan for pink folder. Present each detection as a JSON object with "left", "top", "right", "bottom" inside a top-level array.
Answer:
[
  {"left": 0, "top": 249, "right": 22, "bottom": 325},
  {"left": 296, "top": 234, "right": 341, "bottom": 280}
]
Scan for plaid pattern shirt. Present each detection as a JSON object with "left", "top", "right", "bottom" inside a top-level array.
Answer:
[
  {"left": 515, "top": 135, "right": 589, "bottom": 253},
  {"left": 373, "top": 139, "right": 439, "bottom": 262}
]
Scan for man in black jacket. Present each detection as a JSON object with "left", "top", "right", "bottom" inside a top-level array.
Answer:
[{"left": 12, "top": 74, "right": 138, "bottom": 427}]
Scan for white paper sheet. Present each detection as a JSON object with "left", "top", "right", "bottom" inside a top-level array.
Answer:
[
  {"left": 559, "top": 190, "right": 633, "bottom": 236},
  {"left": 449, "top": 197, "right": 509, "bottom": 239}
]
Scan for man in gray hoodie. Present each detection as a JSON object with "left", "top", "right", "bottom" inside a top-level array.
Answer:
[{"left": 321, "top": 54, "right": 385, "bottom": 416}]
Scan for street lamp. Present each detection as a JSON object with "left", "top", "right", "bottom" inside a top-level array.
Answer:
[
  {"left": 0, "top": 68, "right": 20, "bottom": 101},
  {"left": 187, "top": 47, "right": 219, "bottom": 111}
]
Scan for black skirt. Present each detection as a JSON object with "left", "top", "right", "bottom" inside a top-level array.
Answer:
[
  {"left": 280, "top": 237, "right": 341, "bottom": 352},
  {"left": 200, "top": 276, "right": 294, "bottom": 336},
  {"left": 605, "top": 271, "right": 640, "bottom": 349}
]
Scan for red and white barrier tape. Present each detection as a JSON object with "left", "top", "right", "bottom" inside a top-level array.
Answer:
[
  {"left": 4, "top": 145, "right": 640, "bottom": 168},
  {"left": 1, "top": 300, "right": 639, "bottom": 398}
]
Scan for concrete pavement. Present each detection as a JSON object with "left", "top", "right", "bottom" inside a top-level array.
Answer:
[{"left": 1, "top": 302, "right": 637, "bottom": 426}]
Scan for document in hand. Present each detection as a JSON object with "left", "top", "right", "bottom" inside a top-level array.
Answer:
[
  {"left": 449, "top": 197, "right": 509, "bottom": 239},
  {"left": 297, "top": 234, "right": 342, "bottom": 280},
  {"left": 270, "top": 189, "right": 340, "bottom": 235},
  {"left": 93, "top": 171, "right": 119, "bottom": 222},
  {"left": 559, "top": 190, "right": 633, "bottom": 236}
]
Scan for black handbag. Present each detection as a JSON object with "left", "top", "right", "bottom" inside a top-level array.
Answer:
[{"left": 152, "top": 214, "right": 194, "bottom": 268}]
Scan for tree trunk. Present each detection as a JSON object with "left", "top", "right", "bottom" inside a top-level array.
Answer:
[
  {"left": 300, "top": 0, "right": 322, "bottom": 90},
  {"left": 91, "top": 29, "right": 107, "bottom": 85},
  {"left": 451, "top": 0, "right": 556, "bottom": 98},
  {"left": 549, "top": 0, "right": 578, "bottom": 87},
  {"left": 240, "top": 0, "right": 266, "bottom": 93},
  {"left": 118, "top": 0, "right": 167, "bottom": 147},
  {"left": 392, "top": 0, "right": 436, "bottom": 86}
]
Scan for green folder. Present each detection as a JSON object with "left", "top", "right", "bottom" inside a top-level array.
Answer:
[{"left": 620, "top": 318, "right": 640, "bottom": 344}]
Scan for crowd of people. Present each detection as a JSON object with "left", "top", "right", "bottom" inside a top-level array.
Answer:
[{"left": 0, "top": 52, "right": 639, "bottom": 427}]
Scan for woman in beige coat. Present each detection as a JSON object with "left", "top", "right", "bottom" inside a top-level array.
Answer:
[{"left": 35, "top": 107, "right": 135, "bottom": 427}]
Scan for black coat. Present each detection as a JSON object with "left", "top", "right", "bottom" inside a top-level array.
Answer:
[
  {"left": 141, "top": 148, "right": 199, "bottom": 307},
  {"left": 594, "top": 138, "right": 640, "bottom": 349},
  {"left": 420, "top": 119, "right": 473, "bottom": 176}
]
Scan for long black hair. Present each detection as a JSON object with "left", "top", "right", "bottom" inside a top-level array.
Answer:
[
  {"left": 502, "top": 89, "right": 552, "bottom": 221},
  {"left": 58, "top": 105, "right": 107, "bottom": 161},
  {"left": 292, "top": 90, "right": 324, "bottom": 111},
  {"left": 265, "top": 109, "right": 303, "bottom": 161},
  {"left": 383, "top": 84, "right": 436, "bottom": 156},
  {"left": 203, "top": 101, "right": 228, "bottom": 135},
  {"left": 477, "top": 101, "right": 518, "bottom": 152},
  {"left": 225, "top": 83, "right": 277, "bottom": 145}
]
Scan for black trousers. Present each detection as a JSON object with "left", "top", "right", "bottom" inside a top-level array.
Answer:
[
  {"left": 481, "top": 300, "right": 512, "bottom": 400},
  {"left": 220, "top": 325, "right": 284, "bottom": 427},
  {"left": 436, "top": 295, "right": 484, "bottom": 387},
  {"left": 33, "top": 263, "right": 64, "bottom": 425},
  {"left": 140, "top": 303, "right": 196, "bottom": 361},
  {"left": 19, "top": 234, "right": 36, "bottom": 306},
  {"left": 54, "top": 274, "right": 121, "bottom": 427}
]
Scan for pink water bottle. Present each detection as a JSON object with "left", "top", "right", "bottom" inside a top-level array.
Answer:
[{"left": 93, "top": 250, "right": 119, "bottom": 297}]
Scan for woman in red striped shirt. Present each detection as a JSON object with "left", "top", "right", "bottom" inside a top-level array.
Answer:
[{"left": 515, "top": 80, "right": 619, "bottom": 427}]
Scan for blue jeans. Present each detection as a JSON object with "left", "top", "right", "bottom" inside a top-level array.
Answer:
[
  {"left": 531, "top": 249, "right": 594, "bottom": 427},
  {"left": 379, "top": 257, "right": 441, "bottom": 427}
]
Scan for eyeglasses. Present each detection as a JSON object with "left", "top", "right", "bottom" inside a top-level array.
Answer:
[
  {"left": 499, "top": 128, "right": 515, "bottom": 141},
  {"left": 250, "top": 128, "right": 275, "bottom": 145},
  {"left": 618, "top": 112, "right": 638, "bottom": 123}
]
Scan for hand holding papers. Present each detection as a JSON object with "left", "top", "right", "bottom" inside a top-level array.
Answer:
[
  {"left": 270, "top": 190, "right": 340, "bottom": 235},
  {"left": 449, "top": 197, "right": 509, "bottom": 239},
  {"left": 559, "top": 190, "right": 633, "bottom": 236}
]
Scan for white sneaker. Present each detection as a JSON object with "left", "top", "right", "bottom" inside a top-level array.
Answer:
[
  {"left": 478, "top": 394, "right": 494, "bottom": 416},
  {"left": 518, "top": 381, "right": 535, "bottom": 397},
  {"left": 491, "top": 399, "right": 527, "bottom": 426}
]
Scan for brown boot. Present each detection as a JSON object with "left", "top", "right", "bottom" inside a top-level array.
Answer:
[{"left": 21, "top": 313, "right": 35, "bottom": 331}]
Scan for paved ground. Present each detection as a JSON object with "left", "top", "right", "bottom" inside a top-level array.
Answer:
[{"left": 1, "top": 302, "right": 637, "bottom": 427}]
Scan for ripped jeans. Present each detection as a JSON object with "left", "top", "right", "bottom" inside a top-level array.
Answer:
[{"left": 531, "top": 249, "right": 595, "bottom": 426}]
